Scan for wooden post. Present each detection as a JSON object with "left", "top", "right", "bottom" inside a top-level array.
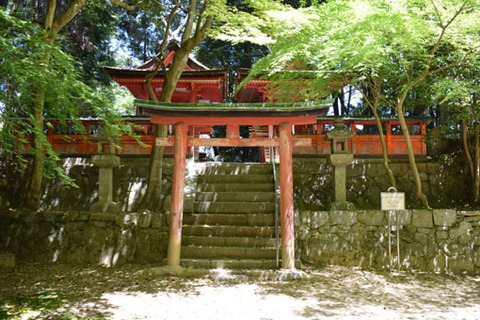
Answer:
[
  {"left": 279, "top": 122, "right": 295, "bottom": 269},
  {"left": 167, "top": 122, "right": 188, "bottom": 267},
  {"left": 226, "top": 125, "right": 239, "bottom": 139}
]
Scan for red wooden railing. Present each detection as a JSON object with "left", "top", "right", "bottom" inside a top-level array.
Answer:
[{"left": 15, "top": 117, "right": 428, "bottom": 157}]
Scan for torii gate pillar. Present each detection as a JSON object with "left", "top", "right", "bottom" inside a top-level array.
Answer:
[
  {"left": 279, "top": 122, "right": 295, "bottom": 269},
  {"left": 166, "top": 122, "right": 188, "bottom": 266}
]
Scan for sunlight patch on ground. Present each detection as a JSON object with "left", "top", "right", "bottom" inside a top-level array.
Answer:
[{"left": 103, "top": 284, "right": 318, "bottom": 320}]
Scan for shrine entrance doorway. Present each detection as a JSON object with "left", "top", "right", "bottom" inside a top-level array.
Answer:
[{"left": 138, "top": 100, "right": 328, "bottom": 269}]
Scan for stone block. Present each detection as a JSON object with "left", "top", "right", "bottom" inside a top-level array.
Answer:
[
  {"left": 366, "top": 164, "right": 384, "bottom": 177},
  {"left": 330, "top": 211, "right": 357, "bottom": 226},
  {"left": 445, "top": 243, "right": 464, "bottom": 256},
  {"left": 458, "top": 233, "right": 473, "bottom": 246},
  {"left": 90, "top": 202, "right": 121, "bottom": 214},
  {"left": 163, "top": 195, "right": 171, "bottom": 212},
  {"left": 415, "top": 233, "right": 429, "bottom": 244},
  {"left": 419, "top": 172, "right": 428, "bottom": 181},
  {"left": 448, "top": 255, "right": 474, "bottom": 273},
  {"left": 390, "top": 163, "right": 409, "bottom": 175},
  {"left": 428, "top": 254, "right": 446, "bottom": 273},
  {"left": 310, "top": 211, "right": 330, "bottom": 228},
  {"left": 473, "top": 250, "right": 480, "bottom": 268},
  {"left": 405, "top": 225, "right": 417, "bottom": 234},
  {"left": 69, "top": 211, "right": 89, "bottom": 221},
  {"left": 90, "top": 212, "right": 116, "bottom": 222},
  {"left": 90, "top": 220, "right": 107, "bottom": 228},
  {"left": 151, "top": 214, "right": 168, "bottom": 229},
  {"left": 137, "top": 212, "right": 152, "bottom": 228},
  {"left": 116, "top": 213, "right": 137, "bottom": 228},
  {"left": 433, "top": 209, "right": 457, "bottom": 227},
  {"left": 412, "top": 210, "right": 433, "bottom": 228},
  {"left": 0, "top": 252, "right": 15, "bottom": 269},
  {"left": 436, "top": 231, "right": 448, "bottom": 240},
  {"left": 417, "top": 227, "right": 433, "bottom": 234},
  {"left": 450, "top": 221, "right": 472, "bottom": 239},
  {"left": 357, "top": 210, "right": 384, "bottom": 226}
]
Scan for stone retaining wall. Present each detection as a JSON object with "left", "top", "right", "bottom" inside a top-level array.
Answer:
[
  {"left": 2, "top": 208, "right": 479, "bottom": 273},
  {"left": 0, "top": 211, "right": 169, "bottom": 266},
  {"left": 297, "top": 209, "right": 480, "bottom": 273},
  {"left": 5, "top": 158, "right": 172, "bottom": 212},
  {"left": 3, "top": 157, "right": 470, "bottom": 211},
  {"left": 293, "top": 158, "right": 470, "bottom": 210}
]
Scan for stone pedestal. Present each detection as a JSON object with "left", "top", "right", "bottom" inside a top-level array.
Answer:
[
  {"left": 90, "top": 154, "right": 121, "bottom": 213},
  {"left": 329, "top": 153, "right": 356, "bottom": 210}
]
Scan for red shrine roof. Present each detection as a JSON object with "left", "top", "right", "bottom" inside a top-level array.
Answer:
[
  {"left": 104, "top": 42, "right": 228, "bottom": 103},
  {"left": 135, "top": 41, "right": 209, "bottom": 71}
]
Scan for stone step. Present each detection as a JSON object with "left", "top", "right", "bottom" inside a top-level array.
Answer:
[
  {"left": 182, "top": 246, "right": 277, "bottom": 260},
  {"left": 195, "top": 192, "right": 275, "bottom": 202},
  {"left": 200, "top": 164, "right": 272, "bottom": 175},
  {"left": 182, "top": 236, "right": 278, "bottom": 248},
  {"left": 197, "top": 183, "right": 274, "bottom": 192},
  {"left": 197, "top": 174, "right": 273, "bottom": 184},
  {"left": 180, "top": 258, "right": 278, "bottom": 269},
  {"left": 194, "top": 201, "right": 274, "bottom": 214},
  {"left": 183, "top": 213, "right": 275, "bottom": 226},
  {"left": 180, "top": 259, "right": 302, "bottom": 269},
  {"left": 182, "top": 225, "right": 277, "bottom": 238}
]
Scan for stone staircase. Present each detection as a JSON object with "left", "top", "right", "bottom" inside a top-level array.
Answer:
[{"left": 181, "top": 163, "right": 281, "bottom": 269}]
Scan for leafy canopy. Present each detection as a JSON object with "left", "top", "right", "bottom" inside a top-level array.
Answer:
[{"left": 0, "top": 8, "right": 132, "bottom": 185}]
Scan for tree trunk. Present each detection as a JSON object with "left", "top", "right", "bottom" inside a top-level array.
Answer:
[
  {"left": 140, "top": 124, "right": 168, "bottom": 211},
  {"left": 462, "top": 119, "right": 474, "bottom": 183},
  {"left": 139, "top": 49, "right": 190, "bottom": 212},
  {"left": 25, "top": 87, "right": 47, "bottom": 210},
  {"left": 474, "top": 122, "right": 480, "bottom": 201},
  {"left": 397, "top": 97, "right": 429, "bottom": 207},
  {"left": 138, "top": 2, "right": 213, "bottom": 212},
  {"left": 371, "top": 106, "right": 396, "bottom": 189},
  {"left": 25, "top": 36, "right": 54, "bottom": 210}
]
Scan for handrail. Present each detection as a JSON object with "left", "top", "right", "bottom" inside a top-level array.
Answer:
[{"left": 269, "top": 126, "right": 280, "bottom": 269}]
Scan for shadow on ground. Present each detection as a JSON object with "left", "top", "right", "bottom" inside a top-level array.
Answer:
[{"left": 1, "top": 263, "right": 479, "bottom": 319}]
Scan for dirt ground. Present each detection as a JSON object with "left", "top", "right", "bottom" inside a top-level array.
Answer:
[{"left": 1, "top": 263, "right": 480, "bottom": 320}]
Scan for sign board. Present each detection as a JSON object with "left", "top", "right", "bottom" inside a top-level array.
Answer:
[{"left": 381, "top": 192, "right": 405, "bottom": 211}]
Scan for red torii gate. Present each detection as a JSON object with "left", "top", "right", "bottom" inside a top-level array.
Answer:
[{"left": 137, "top": 100, "right": 328, "bottom": 269}]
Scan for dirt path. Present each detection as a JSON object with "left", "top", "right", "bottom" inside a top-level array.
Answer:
[{"left": 1, "top": 263, "right": 479, "bottom": 319}]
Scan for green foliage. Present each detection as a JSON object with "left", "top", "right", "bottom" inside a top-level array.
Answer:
[
  {"left": 239, "top": 0, "right": 480, "bottom": 112},
  {"left": 0, "top": 9, "right": 132, "bottom": 187},
  {"left": 116, "top": 1, "right": 167, "bottom": 64}
]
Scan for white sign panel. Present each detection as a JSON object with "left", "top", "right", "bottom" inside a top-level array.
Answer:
[{"left": 381, "top": 192, "right": 405, "bottom": 211}]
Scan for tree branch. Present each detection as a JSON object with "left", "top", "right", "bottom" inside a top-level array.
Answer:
[
  {"left": 427, "top": 56, "right": 466, "bottom": 76},
  {"left": 181, "top": 0, "right": 197, "bottom": 43},
  {"left": 428, "top": 1, "right": 467, "bottom": 64},
  {"left": 109, "top": 0, "right": 139, "bottom": 11},
  {"left": 45, "top": 0, "right": 56, "bottom": 31},
  {"left": 194, "top": 0, "right": 208, "bottom": 37},
  {"left": 51, "top": 0, "right": 86, "bottom": 35},
  {"left": 429, "top": 0, "right": 444, "bottom": 27},
  {"left": 159, "top": 0, "right": 180, "bottom": 63}
]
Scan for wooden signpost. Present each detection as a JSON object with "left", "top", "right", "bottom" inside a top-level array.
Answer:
[{"left": 381, "top": 187, "right": 405, "bottom": 272}]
